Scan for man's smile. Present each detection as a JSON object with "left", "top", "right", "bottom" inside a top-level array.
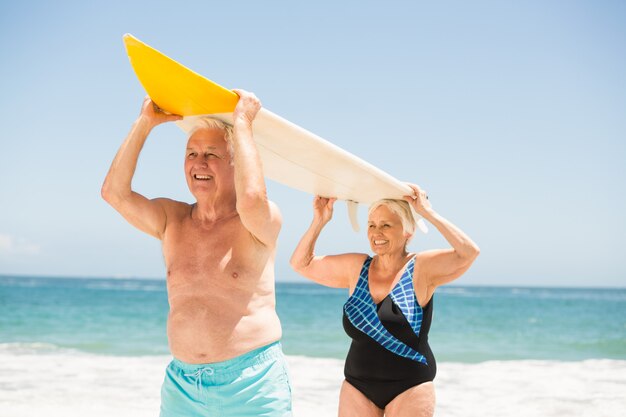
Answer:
[{"left": 193, "top": 174, "right": 213, "bottom": 181}]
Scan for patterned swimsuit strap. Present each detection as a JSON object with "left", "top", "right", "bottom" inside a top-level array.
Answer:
[
  {"left": 356, "top": 256, "right": 373, "bottom": 288},
  {"left": 344, "top": 255, "right": 428, "bottom": 364}
]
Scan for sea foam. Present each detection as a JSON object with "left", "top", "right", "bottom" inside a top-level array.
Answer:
[{"left": 0, "top": 345, "right": 624, "bottom": 417}]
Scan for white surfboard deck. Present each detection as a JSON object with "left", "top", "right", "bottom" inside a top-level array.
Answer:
[{"left": 124, "top": 34, "right": 427, "bottom": 233}]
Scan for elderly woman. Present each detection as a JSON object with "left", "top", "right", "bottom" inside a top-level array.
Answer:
[{"left": 290, "top": 184, "right": 479, "bottom": 417}]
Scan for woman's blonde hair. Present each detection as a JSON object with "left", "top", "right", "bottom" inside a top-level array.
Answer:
[{"left": 368, "top": 199, "right": 416, "bottom": 237}]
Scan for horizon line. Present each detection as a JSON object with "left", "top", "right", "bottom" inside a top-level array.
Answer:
[{"left": 1, "top": 272, "right": 624, "bottom": 290}]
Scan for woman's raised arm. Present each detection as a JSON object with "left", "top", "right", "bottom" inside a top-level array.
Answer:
[
  {"left": 404, "top": 184, "right": 480, "bottom": 289},
  {"left": 290, "top": 196, "right": 366, "bottom": 289}
]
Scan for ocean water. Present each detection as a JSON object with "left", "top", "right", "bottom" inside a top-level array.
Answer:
[
  {"left": 1, "top": 275, "right": 624, "bottom": 361},
  {"left": 1, "top": 275, "right": 626, "bottom": 417}
]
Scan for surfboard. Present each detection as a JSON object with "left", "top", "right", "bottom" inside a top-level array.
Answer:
[{"left": 123, "top": 34, "right": 426, "bottom": 233}]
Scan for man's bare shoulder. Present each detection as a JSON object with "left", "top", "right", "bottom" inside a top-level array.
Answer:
[{"left": 152, "top": 198, "right": 191, "bottom": 218}]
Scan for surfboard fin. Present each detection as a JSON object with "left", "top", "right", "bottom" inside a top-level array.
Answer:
[
  {"left": 347, "top": 200, "right": 360, "bottom": 232},
  {"left": 416, "top": 218, "right": 428, "bottom": 233},
  {"left": 410, "top": 206, "right": 429, "bottom": 234}
]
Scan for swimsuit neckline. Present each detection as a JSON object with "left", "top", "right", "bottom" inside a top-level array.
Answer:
[{"left": 366, "top": 255, "right": 416, "bottom": 305}]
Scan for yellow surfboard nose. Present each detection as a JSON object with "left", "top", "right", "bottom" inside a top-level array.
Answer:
[{"left": 123, "top": 34, "right": 239, "bottom": 116}]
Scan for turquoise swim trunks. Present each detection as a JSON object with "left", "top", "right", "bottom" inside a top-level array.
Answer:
[{"left": 160, "top": 341, "right": 292, "bottom": 417}]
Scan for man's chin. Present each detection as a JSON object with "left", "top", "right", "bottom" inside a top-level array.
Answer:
[{"left": 188, "top": 182, "right": 215, "bottom": 196}]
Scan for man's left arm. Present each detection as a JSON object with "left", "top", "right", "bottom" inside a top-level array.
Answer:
[{"left": 231, "top": 89, "right": 282, "bottom": 246}]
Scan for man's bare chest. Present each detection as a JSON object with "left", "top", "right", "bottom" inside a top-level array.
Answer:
[{"left": 162, "top": 216, "right": 266, "bottom": 280}]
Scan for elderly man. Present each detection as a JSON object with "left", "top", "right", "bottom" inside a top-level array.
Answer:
[{"left": 101, "top": 90, "right": 291, "bottom": 417}]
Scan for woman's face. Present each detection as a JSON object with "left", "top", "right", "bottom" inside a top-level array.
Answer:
[{"left": 367, "top": 205, "right": 409, "bottom": 256}]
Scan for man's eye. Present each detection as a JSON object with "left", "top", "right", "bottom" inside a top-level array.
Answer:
[{"left": 188, "top": 153, "right": 197, "bottom": 159}]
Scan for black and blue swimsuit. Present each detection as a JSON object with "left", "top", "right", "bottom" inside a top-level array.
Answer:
[{"left": 343, "top": 256, "right": 436, "bottom": 409}]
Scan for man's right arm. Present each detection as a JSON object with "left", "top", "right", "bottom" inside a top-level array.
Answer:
[{"left": 101, "top": 97, "right": 181, "bottom": 240}]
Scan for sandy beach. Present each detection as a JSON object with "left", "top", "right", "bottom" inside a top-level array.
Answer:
[{"left": 1, "top": 345, "right": 624, "bottom": 417}]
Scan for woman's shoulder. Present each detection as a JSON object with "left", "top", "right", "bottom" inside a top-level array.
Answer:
[
  {"left": 344, "top": 252, "right": 371, "bottom": 264},
  {"left": 332, "top": 253, "right": 370, "bottom": 279},
  {"left": 337, "top": 253, "right": 370, "bottom": 295},
  {"left": 327, "top": 252, "right": 370, "bottom": 268}
]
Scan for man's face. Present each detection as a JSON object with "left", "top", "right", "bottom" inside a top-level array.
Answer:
[{"left": 184, "top": 128, "right": 234, "bottom": 198}]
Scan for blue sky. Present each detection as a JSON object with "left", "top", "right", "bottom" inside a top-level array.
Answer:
[{"left": 0, "top": 0, "right": 624, "bottom": 287}]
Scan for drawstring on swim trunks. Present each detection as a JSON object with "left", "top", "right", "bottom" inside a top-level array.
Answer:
[{"left": 184, "top": 367, "right": 215, "bottom": 398}]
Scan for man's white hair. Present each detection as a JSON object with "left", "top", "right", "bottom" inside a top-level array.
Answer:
[{"left": 187, "top": 117, "right": 234, "bottom": 163}]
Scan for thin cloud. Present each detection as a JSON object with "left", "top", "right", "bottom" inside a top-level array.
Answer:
[{"left": 0, "top": 234, "right": 41, "bottom": 255}]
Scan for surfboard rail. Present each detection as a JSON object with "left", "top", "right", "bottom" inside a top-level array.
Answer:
[{"left": 123, "top": 34, "right": 427, "bottom": 233}]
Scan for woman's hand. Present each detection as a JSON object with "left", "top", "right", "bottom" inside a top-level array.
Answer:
[
  {"left": 403, "top": 183, "right": 433, "bottom": 218},
  {"left": 138, "top": 96, "right": 182, "bottom": 129},
  {"left": 313, "top": 196, "right": 336, "bottom": 225}
]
